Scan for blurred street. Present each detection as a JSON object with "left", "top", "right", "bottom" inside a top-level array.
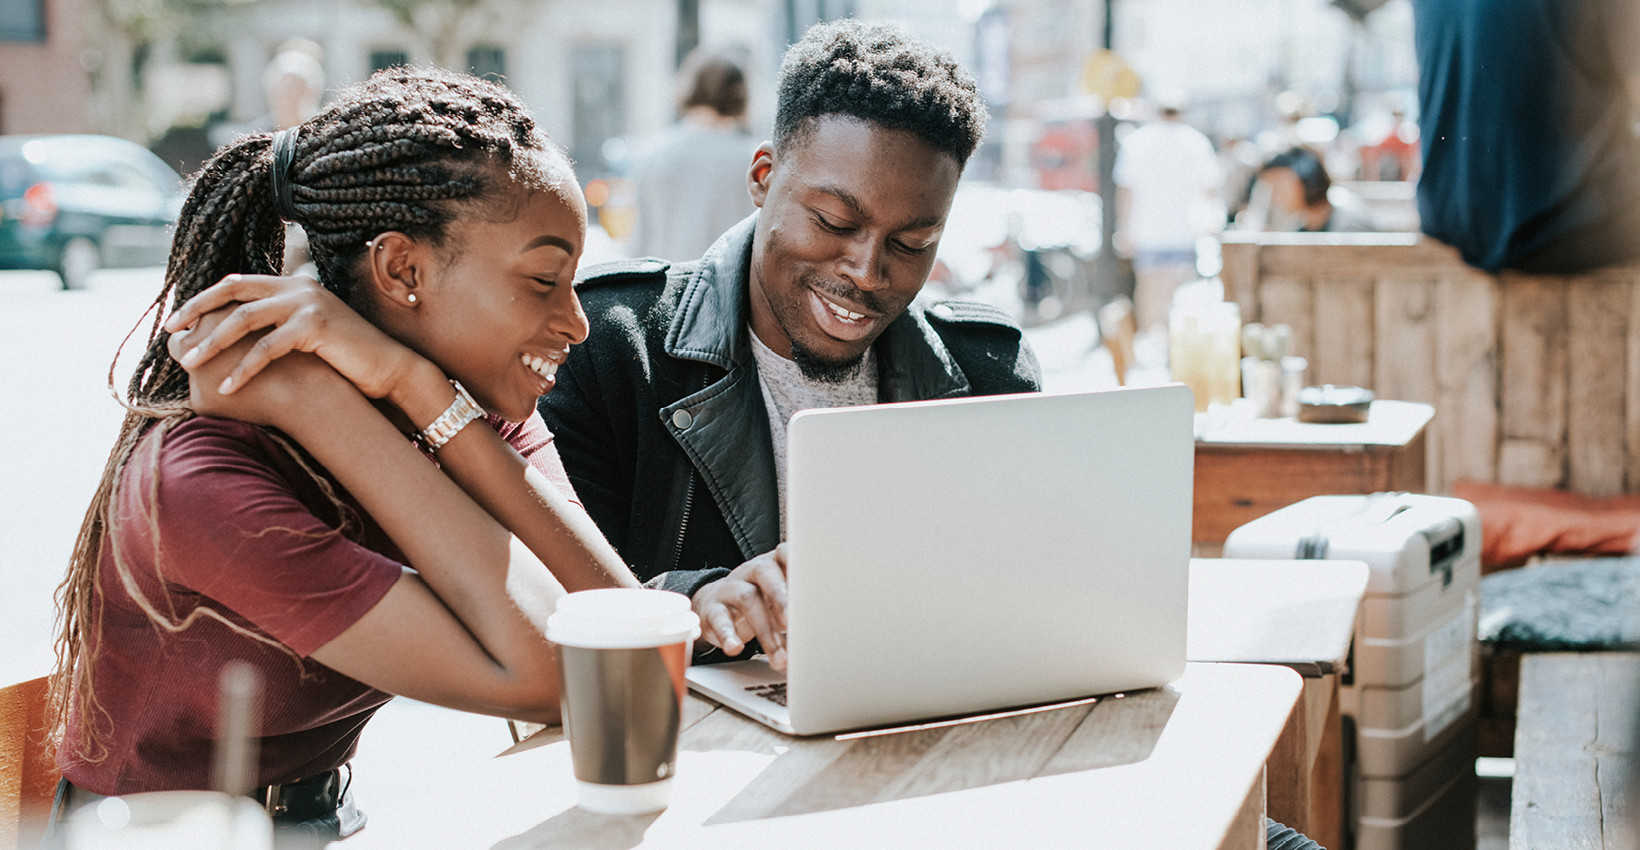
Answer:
[{"left": 0, "top": 269, "right": 157, "bottom": 690}]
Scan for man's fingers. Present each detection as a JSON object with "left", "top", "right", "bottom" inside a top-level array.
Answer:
[
  {"left": 702, "top": 606, "right": 744, "bottom": 655},
  {"left": 730, "top": 592, "right": 783, "bottom": 660},
  {"left": 747, "top": 562, "right": 789, "bottom": 635}
]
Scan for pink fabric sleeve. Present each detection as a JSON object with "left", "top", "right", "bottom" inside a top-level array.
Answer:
[
  {"left": 490, "top": 411, "right": 582, "bottom": 505},
  {"left": 143, "top": 420, "right": 403, "bottom": 657}
]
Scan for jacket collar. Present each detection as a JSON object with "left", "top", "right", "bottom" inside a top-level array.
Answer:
[
  {"left": 665, "top": 214, "right": 758, "bottom": 368},
  {"left": 878, "top": 305, "right": 972, "bottom": 402}
]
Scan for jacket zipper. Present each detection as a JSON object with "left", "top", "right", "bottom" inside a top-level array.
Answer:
[
  {"left": 666, "top": 364, "right": 711, "bottom": 575},
  {"left": 668, "top": 473, "right": 696, "bottom": 573}
]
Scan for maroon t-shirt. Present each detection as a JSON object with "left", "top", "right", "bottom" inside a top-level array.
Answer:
[{"left": 60, "top": 412, "right": 577, "bottom": 795}]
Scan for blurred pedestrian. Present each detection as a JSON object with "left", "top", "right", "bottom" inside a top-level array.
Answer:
[
  {"left": 628, "top": 48, "right": 758, "bottom": 262},
  {"left": 1243, "top": 146, "right": 1376, "bottom": 232},
  {"left": 1413, "top": 0, "right": 1640, "bottom": 272},
  {"left": 263, "top": 42, "right": 326, "bottom": 132},
  {"left": 1113, "top": 98, "right": 1223, "bottom": 332},
  {"left": 1357, "top": 107, "right": 1418, "bottom": 183},
  {"left": 203, "top": 40, "right": 328, "bottom": 274},
  {"left": 1217, "top": 134, "right": 1264, "bottom": 226},
  {"left": 262, "top": 42, "right": 327, "bottom": 274}
]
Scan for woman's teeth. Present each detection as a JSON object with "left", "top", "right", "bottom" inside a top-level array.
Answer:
[{"left": 521, "top": 354, "right": 559, "bottom": 379}]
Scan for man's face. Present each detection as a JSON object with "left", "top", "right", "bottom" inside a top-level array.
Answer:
[{"left": 746, "top": 116, "right": 962, "bottom": 380}]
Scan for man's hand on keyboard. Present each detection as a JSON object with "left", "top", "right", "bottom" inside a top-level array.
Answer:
[{"left": 694, "top": 543, "right": 790, "bottom": 671}]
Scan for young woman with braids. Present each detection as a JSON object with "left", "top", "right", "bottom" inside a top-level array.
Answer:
[{"left": 47, "top": 67, "right": 640, "bottom": 837}]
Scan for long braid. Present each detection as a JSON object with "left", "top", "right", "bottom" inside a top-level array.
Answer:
[{"left": 50, "top": 66, "right": 561, "bottom": 760}]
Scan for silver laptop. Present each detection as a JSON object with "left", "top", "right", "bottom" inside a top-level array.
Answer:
[{"left": 685, "top": 384, "right": 1194, "bottom": 735}]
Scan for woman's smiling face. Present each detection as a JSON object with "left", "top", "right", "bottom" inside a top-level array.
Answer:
[{"left": 395, "top": 162, "right": 591, "bottom": 422}]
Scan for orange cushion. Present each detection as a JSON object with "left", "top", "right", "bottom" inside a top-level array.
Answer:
[
  {"left": 0, "top": 677, "right": 58, "bottom": 849},
  {"left": 1451, "top": 481, "right": 1640, "bottom": 571}
]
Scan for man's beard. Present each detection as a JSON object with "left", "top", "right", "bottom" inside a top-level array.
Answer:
[
  {"left": 781, "top": 268, "right": 883, "bottom": 383},
  {"left": 790, "top": 338, "right": 868, "bottom": 383}
]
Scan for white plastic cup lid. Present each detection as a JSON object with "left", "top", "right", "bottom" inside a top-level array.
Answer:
[{"left": 546, "top": 588, "right": 700, "bottom": 649}]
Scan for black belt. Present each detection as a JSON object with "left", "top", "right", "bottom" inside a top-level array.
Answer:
[{"left": 257, "top": 766, "right": 347, "bottom": 820}]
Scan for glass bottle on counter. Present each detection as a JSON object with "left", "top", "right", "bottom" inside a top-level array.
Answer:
[{"left": 1169, "top": 298, "right": 1241, "bottom": 412}]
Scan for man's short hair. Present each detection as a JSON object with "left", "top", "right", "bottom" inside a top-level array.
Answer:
[
  {"left": 773, "top": 19, "right": 987, "bottom": 167},
  {"left": 1262, "top": 146, "right": 1332, "bottom": 208},
  {"left": 678, "top": 48, "right": 748, "bottom": 119}
]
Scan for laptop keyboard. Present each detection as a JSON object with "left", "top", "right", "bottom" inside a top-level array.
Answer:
[{"left": 745, "top": 682, "right": 788, "bottom": 707}]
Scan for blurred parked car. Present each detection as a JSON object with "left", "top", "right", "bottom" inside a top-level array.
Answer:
[{"left": 0, "top": 134, "right": 183, "bottom": 290}]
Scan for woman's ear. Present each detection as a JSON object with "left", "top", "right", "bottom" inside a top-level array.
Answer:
[
  {"left": 364, "top": 231, "right": 421, "bottom": 310},
  {"left": 747, "top": 143, "right": 776, "bottom": 208}
]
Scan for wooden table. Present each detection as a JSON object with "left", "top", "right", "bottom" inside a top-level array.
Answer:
[
  {"left": 344, "top": 663, "right": 1300, "bottom": 849},
  {"left": 1188, "top": 557, "right": 1369, "bottom": 850},
  {"left": 1511, "top": 652, "right": 1640, "bottom": 849},
  {"left": 1192, "top": 399, "right": 1433, "bottom": 553}
]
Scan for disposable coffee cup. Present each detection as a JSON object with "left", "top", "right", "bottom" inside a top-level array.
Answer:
[{"left": 546, "top": 588, "right": 700, "bottom": 815}]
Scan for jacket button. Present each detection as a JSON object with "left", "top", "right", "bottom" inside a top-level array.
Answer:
[
  {"left": 932, "top": 303, "right": 955, "bottom": 320},
  {"left": 671, "top": 410, "right": 693, "bottom": 429}
]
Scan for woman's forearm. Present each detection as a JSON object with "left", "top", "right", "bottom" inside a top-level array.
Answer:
[
  {"left": 388, "top": 359, "right": 639, "bottom": 592},
  {"left": 278, "top": 373, "right": 565, "bottom": 704}
]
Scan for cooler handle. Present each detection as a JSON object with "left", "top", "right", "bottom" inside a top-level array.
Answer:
[{"left": 1419, "top": 516, "right": 1464, "bottom": 588}]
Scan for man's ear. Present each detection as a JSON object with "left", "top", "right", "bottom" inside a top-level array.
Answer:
[
  {"left": 364, "top": 231, "right": 421, "bottom": 310},
  {"left": 747, "top": 143, "right": 776, "bottom": 208}
]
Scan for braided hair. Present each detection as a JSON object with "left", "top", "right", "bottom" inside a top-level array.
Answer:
[
  {"left": 773, "top": 18, "right": 987, "bottom": 167},
  {"left": 50, "top": 66, "right": 566, "bottom": 759}
]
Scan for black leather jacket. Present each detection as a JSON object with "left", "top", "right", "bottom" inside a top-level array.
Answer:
[{"left": 538, "top": 215, "right": 1043, "bottom": 595}]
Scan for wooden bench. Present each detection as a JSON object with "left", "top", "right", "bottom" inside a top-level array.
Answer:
[
  {"left": 1218, "top": 232, "right": 1640, "bottom": 497},
  {"left": 1510, "top": 652, "right": 1639, "bottom": 849}
]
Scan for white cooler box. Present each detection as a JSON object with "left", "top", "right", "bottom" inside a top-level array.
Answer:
[
  {"left": 1224, "top": 493, "right": 1481, "bottom": 850},
  {"left": 1223, "top": 493, "right": 1480, "bottom": 774},
  {"left": 1350, "top": 723, "right": 1478, "bottom": 850}
]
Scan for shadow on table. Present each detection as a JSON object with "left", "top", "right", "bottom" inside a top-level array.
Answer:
[
  {"left": 700, "top": 686, "right": 1180, "bottom": 824},
  {"left": 491, "top": 808, "right": 660, "bottom": 850}
]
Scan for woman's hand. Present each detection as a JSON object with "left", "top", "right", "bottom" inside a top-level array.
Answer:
[
  {"left": 164, "top": 274, "right": 426, "bottom": 403},
  {"left": 167, "top": 307, "right": 346, "bottom": 427}
]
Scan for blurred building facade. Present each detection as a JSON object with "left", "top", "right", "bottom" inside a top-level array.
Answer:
[
  {"left": 115, "top": 0, "right": 974, "bottom": 178},
  {"left": 157, "top": 0, "right": 772, "bottom": 180},
  {"left": 6, "top": 0, "right": 1416, "bottom": 203},
  {"left": 988, "top": 0, "right": 1418, "bottom": 188},
  {"left": 0, "top": 0, "right": 93, "bottom": 135}
]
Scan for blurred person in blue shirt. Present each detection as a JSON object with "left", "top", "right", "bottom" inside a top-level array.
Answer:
[{"left": 1413, "top": 0, "right": 1640, "bottom": 272}]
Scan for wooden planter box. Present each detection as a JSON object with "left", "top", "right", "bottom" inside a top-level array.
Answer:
[{"left": 1219, "top": 232, "right": 1640, "bottom": 497}]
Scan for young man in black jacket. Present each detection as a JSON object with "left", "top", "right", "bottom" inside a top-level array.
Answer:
[{"left": 538, "top": 19, "right": 1041, "bottom": 669}]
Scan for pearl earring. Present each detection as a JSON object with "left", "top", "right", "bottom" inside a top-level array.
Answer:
[{"left": 407, "top": 293, "right": 418, "bottom": 304}]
